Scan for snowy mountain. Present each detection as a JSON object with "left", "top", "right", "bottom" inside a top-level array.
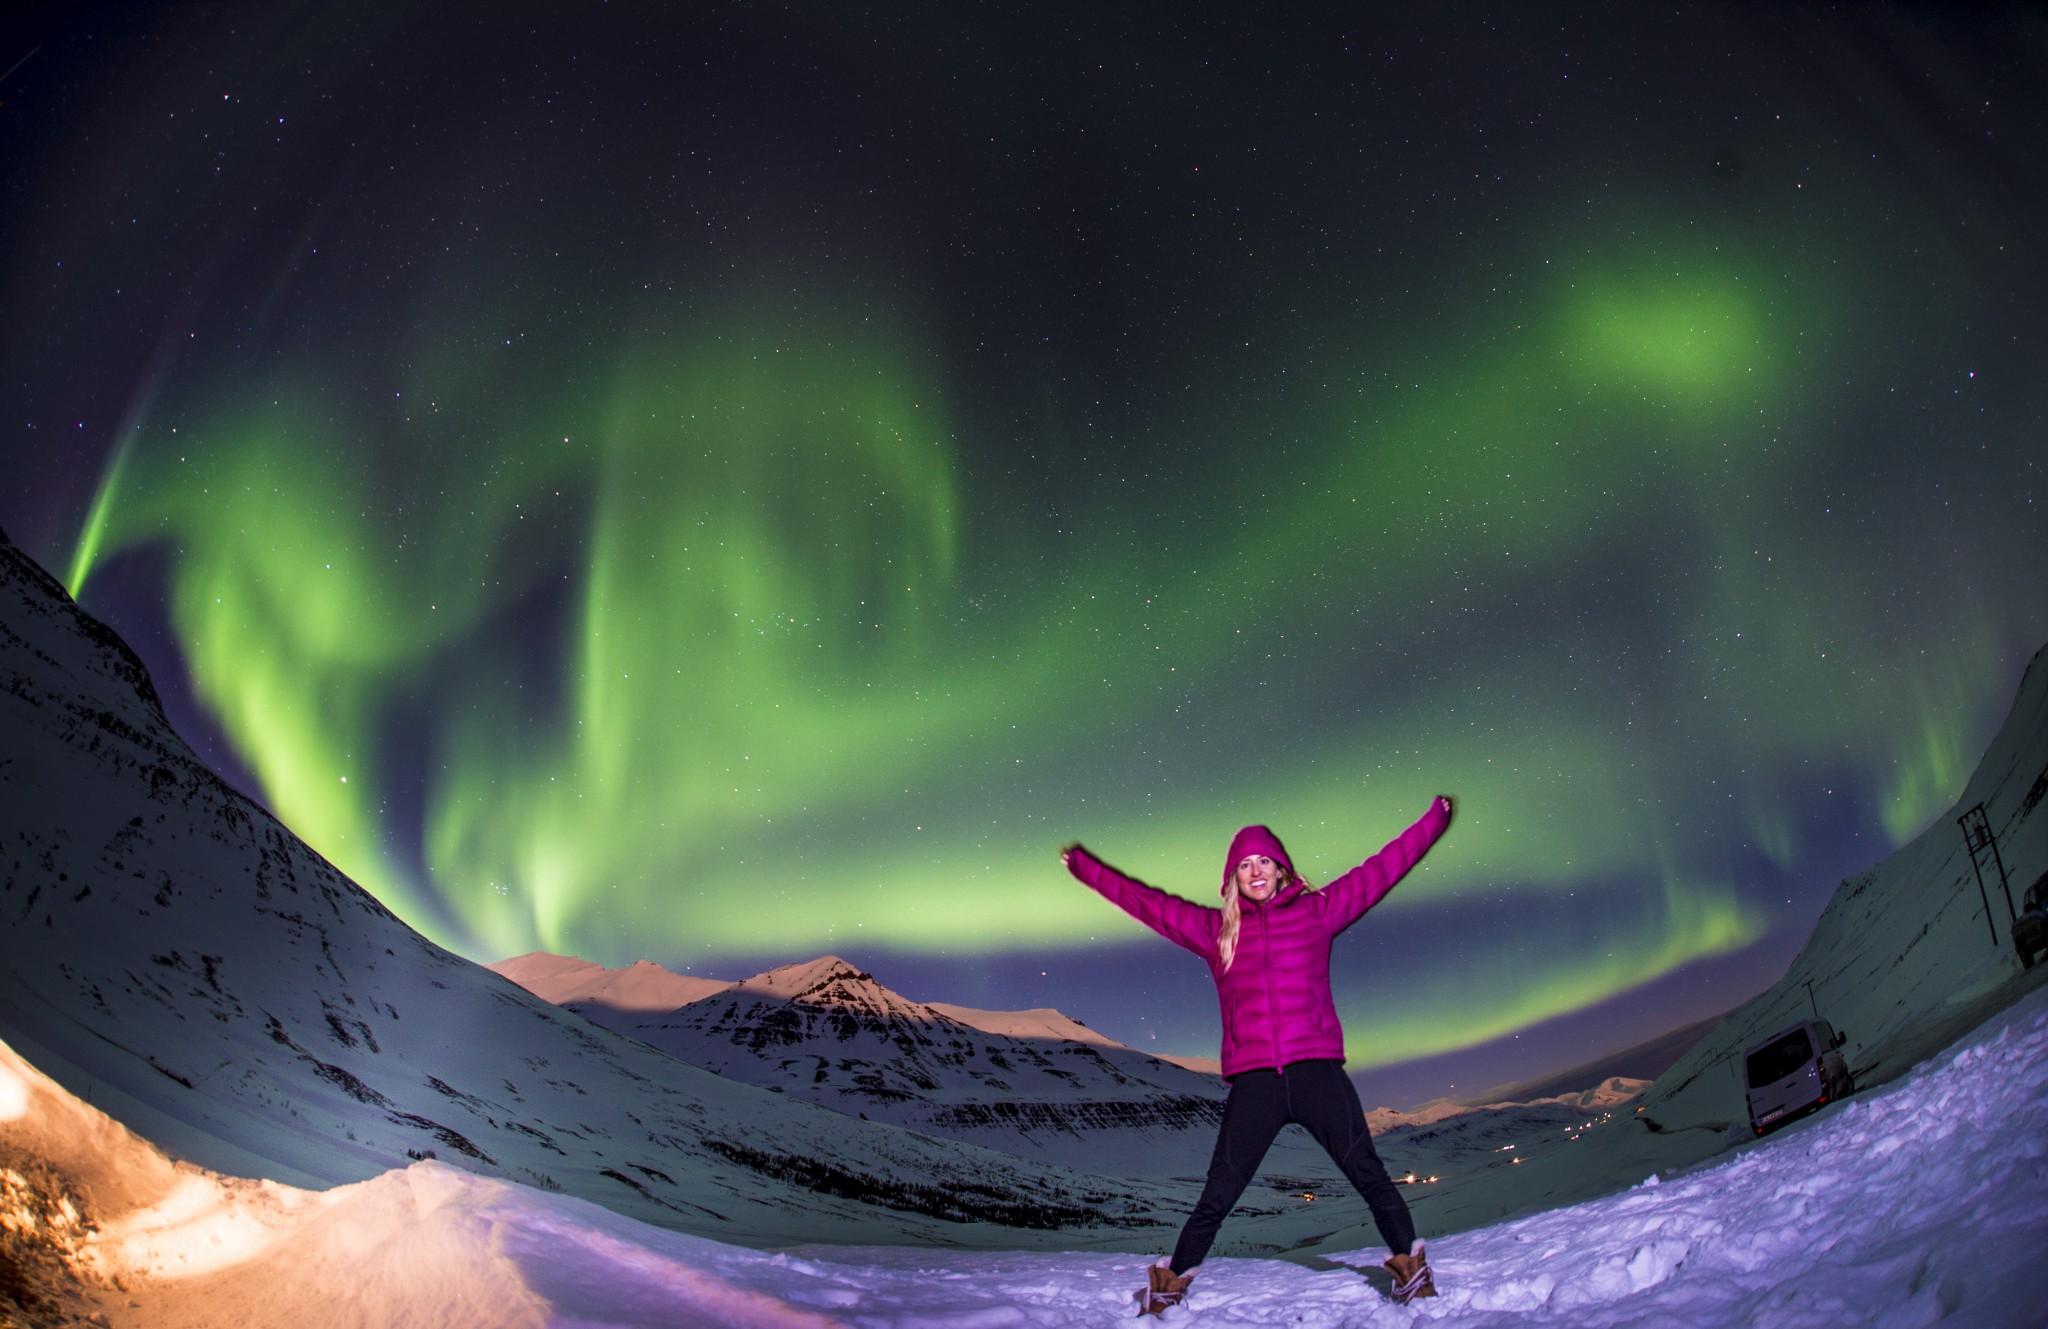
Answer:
[
  {"left": 494, "top": 950, "right": 1672, "bottom": 1195},
  {"left": 492, "top": 952, "right": 1251, "bottom": 1177},
  {"left": 6, "top": 978, "right": 2043, "bottom": 1326},
  {"left": 0, "top": 526, "right": 1191, "bottom": 1251},
  {"left": 489, "top": 952, "right": 729, "bottom": 1015},
  {"left": 1639, "top": 642, "right": 2048, "bottom": 1134}
]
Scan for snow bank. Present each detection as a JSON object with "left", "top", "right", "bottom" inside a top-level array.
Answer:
[
  {"left": 1434, "top": 982, "right": 2048, "bottom": 1327},
  {"left": 6, "top": 977, "right": 2043, "bottom": 1327}
]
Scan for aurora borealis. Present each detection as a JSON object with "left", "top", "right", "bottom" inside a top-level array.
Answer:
[{"left": 5, "top": 3, "right": 2045, "bottom": 1107}]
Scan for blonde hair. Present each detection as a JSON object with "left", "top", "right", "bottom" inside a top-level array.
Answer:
[{"left": 1217, "top": 883, "right": 1243, "bottom": 972}]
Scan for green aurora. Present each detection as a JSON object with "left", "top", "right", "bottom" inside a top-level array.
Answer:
[
  {"left": 9, "top": 2, "right": 2045, "bottom": 1094},
  {"left": 63, "top": 228, "right": 2017, "bottom": 1066}
]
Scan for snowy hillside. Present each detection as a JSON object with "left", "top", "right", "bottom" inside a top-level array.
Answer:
[
  {"left": 6, "top": 979, "right": 2043, "bottom": 1326},
  {"left": 493, "top": 952, "right": 1256, "bottom": 1178},
  {"left": 0, "top": 526, "right": 1192, "bottom": 1251},
  {"left": 1640, "top": 642, "right": 2048, "bottom": 1133}
]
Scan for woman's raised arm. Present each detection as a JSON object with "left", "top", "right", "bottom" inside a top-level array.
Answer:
[
  {"left": 1319, "top": 795, "right": 1454, "bottom": 930},
  {"left": 1064, "top": 844, "right": 1220, "bottom": 957}
]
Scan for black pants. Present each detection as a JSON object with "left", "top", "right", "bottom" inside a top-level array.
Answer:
[{"left": 1169, "top": 1058, "right": 1415, "bottom": 1273}]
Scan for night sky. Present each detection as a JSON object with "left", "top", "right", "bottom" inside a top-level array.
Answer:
[{"left": 4, "top": 3, "right": 2045, "bottom": 1109}]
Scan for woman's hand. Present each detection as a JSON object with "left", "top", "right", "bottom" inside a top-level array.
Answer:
[
  {"left": 1059, "top": 842, "right": 1083, "bottom": 869},
  {"left": 1436, "top": 794, "right": 1455, "bottom": 822}
]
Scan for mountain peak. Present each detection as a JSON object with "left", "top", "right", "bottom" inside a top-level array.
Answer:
[{"left": 729, "top": 955, "right": 880, "bottom": 1003}]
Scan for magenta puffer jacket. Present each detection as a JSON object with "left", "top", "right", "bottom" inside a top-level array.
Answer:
[{"left": 1065, "top": 799, "right": 1451, "bottom": 1079}]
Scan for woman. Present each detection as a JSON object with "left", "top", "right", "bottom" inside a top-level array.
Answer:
[{"left": 1061, "top": 794, "right": 1453, "bottom": 1314}]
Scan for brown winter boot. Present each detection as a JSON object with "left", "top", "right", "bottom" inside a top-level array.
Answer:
[
  {"left": 1385, "top": 1239, "right": 1436, "bottom": 1304},
  {"left": 1136, "top": 1262, "right": 1194, "bottom": 1316}
]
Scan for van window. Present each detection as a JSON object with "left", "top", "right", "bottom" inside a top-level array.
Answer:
[{"left": 1746, "top": 1028, "right": 1815, "bottom": 1087}]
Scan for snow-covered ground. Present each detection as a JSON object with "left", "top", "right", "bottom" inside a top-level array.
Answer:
[{"left": 7, "top": 977, "right": 2045, "bottom": 1327}]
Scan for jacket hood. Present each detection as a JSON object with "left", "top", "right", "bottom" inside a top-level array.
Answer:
[{"left": 1222, "top": 824, "right": 1298, "bottom": 895}]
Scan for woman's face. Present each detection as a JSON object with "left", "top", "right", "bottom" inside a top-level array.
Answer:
[{"left": 1234, "top": 854, "right": 1285, "bottom": 901}]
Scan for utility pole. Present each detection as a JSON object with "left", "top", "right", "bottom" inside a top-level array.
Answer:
[{"left": 1957, "top": 803, "right": 2015, "bottom": 946}]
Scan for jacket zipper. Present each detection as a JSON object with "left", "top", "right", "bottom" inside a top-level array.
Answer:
[{"left": 1259, "top": 899, "right": 1281, "bottom": 1073}]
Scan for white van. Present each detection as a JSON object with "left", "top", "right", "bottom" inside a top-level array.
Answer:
[{"left": 1744, "top": 1019, "right": 1853, "bottom": 1137}]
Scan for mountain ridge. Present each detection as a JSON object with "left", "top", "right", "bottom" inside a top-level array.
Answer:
[
  {"left": 495, "top": 952, "right": 1248, "bottom": 1178},
  {"left": 494, "top": 951, "right": 1679, "bottom": 1182}
]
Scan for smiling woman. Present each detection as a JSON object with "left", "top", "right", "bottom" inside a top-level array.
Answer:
[{"left": 1062, "top": 800, "right": 1456, "bottom": 1308}]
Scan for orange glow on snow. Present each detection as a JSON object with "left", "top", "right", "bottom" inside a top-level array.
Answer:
[{"left": 87, "top": 1172, "right": 306, "bottom": 1280}]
